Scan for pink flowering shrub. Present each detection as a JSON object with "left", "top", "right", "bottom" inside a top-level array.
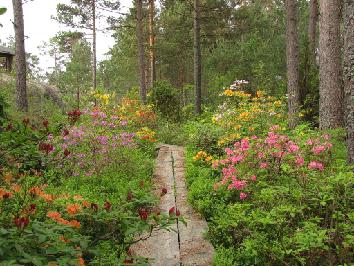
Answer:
[
  {"left": 213, "top": 126, "right": 334, "bottom": 200},
  {"left": 44, "top": 108, "right": 140, "bottom": 177}
]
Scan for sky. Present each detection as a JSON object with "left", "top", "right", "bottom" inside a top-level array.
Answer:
[{"left": 0, "top": 0, "right": 133, "bottom": 72}]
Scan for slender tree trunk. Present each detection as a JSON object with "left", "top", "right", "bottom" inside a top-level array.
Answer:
[
  {"left": 92, "top": 0, "right": 97, "bottom": 93},
  {"left": 136, "top": 0, "right": 147, "bottom": 103},
  {"left": 148, "top": 0, "right": 156, "bottom": 88},
  {"left": 343, "top": 0, "right": 354, "bottom": 164},
  {"left": 286, "top": 0, "right": 300, "bottom": 129},
  {"left": 12, "top": 0, "right": 28, "bottom": 113},
  {"left": 318, "top": 0, "right": 343, "bottom": 129},
  {"left": 301, "top": 0, "right": 318, "bottom": 106},
  {"left": 308, "top": 0, "right": 318, "bottom": 52},
  {"left": 194, "top": 0, "right": 202, "bottom": 115}
]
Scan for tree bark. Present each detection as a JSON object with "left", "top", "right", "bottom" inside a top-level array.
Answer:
[
  {"left": 286, "top": 0, "right": 300, "bottom": 129},
  {"left": 308, "top": 0, "right": 318, "bottom": 52},
  {"left": 92, "top": 0, "right": 97, "bottom": 92},
  {"left": 136, "top": 0, "right": 147, "bottom": 104},
  {"left": 12, "top": 0, "right": 28, "bottom": 113},
  {"left": 343, "top": 0, "right": 354, "bottom": 164},
  {"left": 194, "top": 0, "right": 202, "bottom": 115},
  {"left": 318, "top": 0, "right": 343, "bottom": 129},
  {"left": 148, "top": 0, "right": 156, "bottom": 88}
]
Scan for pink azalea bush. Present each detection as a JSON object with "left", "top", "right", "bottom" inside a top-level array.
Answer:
[{"left": 213, "top": 126, "right": 334, "bottom": 200}]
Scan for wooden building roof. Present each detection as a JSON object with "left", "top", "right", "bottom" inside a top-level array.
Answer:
[{"left": 0, "top": 46, "right": 15, "bottom": 56}]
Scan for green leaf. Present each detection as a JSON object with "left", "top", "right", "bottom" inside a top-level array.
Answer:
[{"left": 0, "top": 8, "right": 7, "bottom": 16}]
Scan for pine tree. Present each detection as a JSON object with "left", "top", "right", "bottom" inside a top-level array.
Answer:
[
  {"left": 343, "top": 0, "right": 354, "bottom": 164},
  {"left": 286, "top": 0, "right": 300, "bottom": 128},
  {"left": 194, "top": 0, "right": 201, "bottom": 115},
  {"left": 135, "top": 0, "right": 147, "bottom": 103},
  {"left": 318, "top": 0, "right": 343, "bottom": 129},
  {"left": 12, "top": 0, "right": 28, "bottom": 112}
]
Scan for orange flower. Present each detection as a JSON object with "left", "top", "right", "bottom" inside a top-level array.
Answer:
[
  {"left": 59, "top": 235, "right": 71, "bottom": 243},
  {"left": 73, "top": 195, "right": 83, "bottom": 201},
  {"left": 82, "top": 201, "right": 90, "bottom": 208},
  {"left": 0, "top": 188, "right": 12, "bottom": 199},
  {"left": 11, "top": 184, "right": 22, "bottom": 193},
  {"left": 3, "top": 172, "right": 13, "bottom": 183},
  {"left": 69, "top": 220, "right": 81, "bottom": 228},
  {"left": 47, "top": 211, "right": 61, "bottom": 220},
  {"left": 48, "top": 262, "right": 58, "bottom": 266},
  {"left": 41, "top": 193, "right": 54, "bottom": 202},
  {"left": 29, "top": 186, "right": 42, "bottom": 195},
  {"left": 67, "top": 203, "right": 81, "bottom": 216},
  {"left": 78, "top": 257, "right": 85, "bottom": 266}
]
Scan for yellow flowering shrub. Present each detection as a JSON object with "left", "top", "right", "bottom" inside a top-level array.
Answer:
[{"left": 213, "top": 89, "right": 287, "bottom": 147}]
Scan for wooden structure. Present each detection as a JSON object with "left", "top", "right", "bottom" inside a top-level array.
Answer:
[{"left": 0, "top": 46, "right": 15, "bottom": 72}]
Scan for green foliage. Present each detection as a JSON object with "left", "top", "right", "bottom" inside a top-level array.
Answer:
[
  {"left": 0, "top": 221, "right": 88, "bottom": 265},
  {"left": 180, "top": 87, "right": 354, "bottom": 265},
  {"left": 148, "top": 81, "right": 182, "bottom": 121}
]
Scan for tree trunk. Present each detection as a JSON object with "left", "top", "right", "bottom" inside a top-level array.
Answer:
[
  {"left": 308, "top": 0, "right": 318, "bottom": 52},
  {"left": 136, "top": 0, "right": 147, "bottom": 104},
  {"left": 92, "top": 0, "right": 97, "bottom": 92},
  {"left": 148, "top": 0, "right": 156, "bottom": 88},
  {"left": 286, "top": 0, "right": 300, "bottom": 129},
  {"left": 343, "top": 0, "right": 354, "bottom": 164},
  {"left": 12, "top": 0, "right": 28, "bottom": 113},
  {"left": 194, "top": 0, "right": 202, "bottom": 115},
  {"left": 318, "top": 0, "right": 343, "bottom": 129}
]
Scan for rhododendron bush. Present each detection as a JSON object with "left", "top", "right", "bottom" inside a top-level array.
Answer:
[
  {"left": 0, "top": 97, "right": 174, "bottom": 264},
  {"left": 184, "top": 84, "right": 353, "bottom": 265},
  {"left": 213, "top": 127, "right": 334, "bottom": 200}
]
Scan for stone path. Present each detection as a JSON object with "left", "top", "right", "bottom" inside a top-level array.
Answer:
[{"left": 131, "top": 144, "right": 214, "bottom": 266}]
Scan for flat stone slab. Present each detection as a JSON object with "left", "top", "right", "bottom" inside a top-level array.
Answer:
[{"left": 131, "top": 144, "right": 214, "bottom": 266}]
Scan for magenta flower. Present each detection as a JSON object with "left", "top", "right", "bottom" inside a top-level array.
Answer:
[
  {"left": 308, "top": 161, "right": 324, "bottom": 171},
  {"left": 239, "top": 192, "right": 248, "bottom": 200},
  {"left": 295, "top": 156, "right": 304, "bottom": 167},
  {"left": 260, "top": 162, "right": 268, "bottom": 169},
  {"left": 312, "top": 146, "right": 326, "bottom": 154}
]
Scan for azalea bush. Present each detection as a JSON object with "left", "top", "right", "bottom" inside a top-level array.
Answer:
[
  {"left": 187, "top": 127, "right": 353, "bottom": 265},
  {"left": 0, "top": 95, "right": 178, "bottom": 265},
  {"left": 182, "top": 81, "right": 353, "bottom": 265}
]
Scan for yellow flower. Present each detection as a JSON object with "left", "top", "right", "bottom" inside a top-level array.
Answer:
[
  {"left": 205, "top": 156, "right": 213, "bottom": 162},
  {"left": 256, "top": 90, "right": 265, "bottom": 98},
  {"left": 223, "top": 89, "right": 234, "bottom": 96}
]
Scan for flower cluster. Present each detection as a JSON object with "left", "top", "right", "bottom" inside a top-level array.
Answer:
[
  {"left": 212, "top": 127, "right": 333, "bottom": 200},
  {"left": 193, "top": 150, "right": 213, "bottom": 163}
]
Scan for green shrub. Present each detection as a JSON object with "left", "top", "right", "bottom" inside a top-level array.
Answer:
[{"left": 148, "top": 80, "right": 182, "bottom": 121}]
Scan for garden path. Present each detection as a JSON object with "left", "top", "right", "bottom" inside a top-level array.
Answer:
[{"left": 131, "top": 144, "right": 214, "bottom": 266}]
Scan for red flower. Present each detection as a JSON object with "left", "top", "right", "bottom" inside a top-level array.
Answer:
[
  {"left": 43, "top": 120, "right": 49, "bottom": 128},
  {"left": 104, "top": 201, "right": 112, "bottom": 211},
  {"left": 126, "top": 191, "right": 133, "bottom": 201},
  {"left": 91, "top": 203, "right": 99, "bottom": 212},
  {"left": 2, "top": 192, "right": 11, "bottom": 199},
  {"left": 14, "top": 217, "right": 30, "bottom": 229},
  {"left": 139, "top": 208, "right": 148, "bottom": 220},
  {"left": 68, "top": 109, "right": 82, "bottom": 123},
  {"left": 169, "top": 207, "right": 175, "bottom": 216},
  {"left": 63, "top": 129, "right": 69, "bottom": 136},
  {"left": 30, "top": 204, "right": 36, "bottom": 211},
  {"left": 176, "top": 209, "right": 181, "bottom": 217},
  {"left": 5, "top": 124, "right": 13, "bottom": 131},
  {"left": 64, "top": 149, "right": 71, "bottom": 157},
  {"left": 123, "top": 259, "right": 134, "bottom": 264},
  {"left": 161, "top": 188, "right": 167, "bottom": 196},
  {"left": 38, "top": 142, "right": 54, "bottom": 154}
]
